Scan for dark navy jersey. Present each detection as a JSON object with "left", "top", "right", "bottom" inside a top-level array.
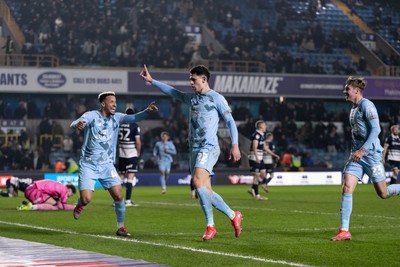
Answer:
[
  {"left": 248, "top": 130, "right": 265, "bottom": 161},
  {"left": 118, "top": 122, "right": 140, "bottom": 158},
  {"left": 384, "top": 134, "right": 400, "bottom": 162},
  {"left": 263, "top": 141, "right": 276, "bottom": 164},
  {"left": 8, "top": 177, "right": 33, "bottom": 192}
]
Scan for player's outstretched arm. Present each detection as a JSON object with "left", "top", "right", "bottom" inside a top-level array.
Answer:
[
  {"left": 145, "top": 101, "right": 158, "bottom": 113},
  {"left": 140, "top": 65, "right": 186, "bottom": 102},
  {"left": 123, "top": 102, "right": 159, "bottom": 123},
  {"left": 140, "top": 64, "right": 153, "bottom": 83}
]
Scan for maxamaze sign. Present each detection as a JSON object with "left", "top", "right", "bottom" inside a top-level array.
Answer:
[{"left": 130, "top": 70, "right": 400, "bottom": 100}]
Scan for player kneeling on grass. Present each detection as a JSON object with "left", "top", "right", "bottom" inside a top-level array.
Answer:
[{"left": 17, "top": 180, "right": 76, "bottom": 211}]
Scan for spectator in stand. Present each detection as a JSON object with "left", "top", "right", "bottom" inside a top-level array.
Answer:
[
  {"left": 301, "top": 150, "right": 314, "bottom": 168},
  {"left": 281, "top": 147, "right": 293, "bottom": 172},
  {"left": 326, "top": 125, "right": 340, "bottom": 154},
  {"left": 65, "top": 157, "right": 79, "bottom": 174},
  {"left": 358, "top": 56, "right": 367, "bottom": 72},
  {"left": 2, "top": 35, "right": 14, "bottom": 65},
  {"left": 63, "top": 135, "right": 74, "bottom": 158},
  {"left": 55, "top": 159, "right": 66, "bottom": 173},
  {"left": 290, "top": 150, "right": 302, "bottom": 171}
]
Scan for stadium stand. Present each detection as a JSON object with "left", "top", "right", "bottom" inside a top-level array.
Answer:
[{"left": 2, "top": 0, "right": 399, "bottom": 74}]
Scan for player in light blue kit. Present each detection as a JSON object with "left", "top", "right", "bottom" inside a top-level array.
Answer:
[
  {"left": 140, "top": 64, "right": 243, "bottom": 241},
  {"left": 153, "top": 131, "right": 177, "bottom": 194},
  {"left": 331, "top": 77, "right": 400, "bottom": 241},
  {"left": 70, "top": 91, "right": 158, "bottom": 237}
]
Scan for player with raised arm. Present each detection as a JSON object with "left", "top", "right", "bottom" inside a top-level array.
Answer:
[
  {"left": 140, "top": 64, "right": 242, "bottom": 241},
  {"left": 70, "top": 91, "right": 158, "bottom": 237}
]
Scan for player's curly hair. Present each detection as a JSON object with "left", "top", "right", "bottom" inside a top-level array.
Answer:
[{"left": 345, "top": 76, "right": 366, "bottom": 91}]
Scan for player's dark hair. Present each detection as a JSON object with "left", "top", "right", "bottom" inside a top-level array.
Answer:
[
  {"left": 190, "top": 65, "right": 210, "bottom": 81},
  {"left": 66, "top": 183, "right": 76, "bottom": 194}
]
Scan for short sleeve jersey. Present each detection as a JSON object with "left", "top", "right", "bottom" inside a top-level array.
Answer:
[
  {"left": 248, "top": 130, "right": 265, "bottom": 161},
  {"left": 384, "top": 134, "right": 400, "bottom": 162},
  {"left": 71, "top": 110, "right": 125, "bottom": 164},
  {"left": 118, "top": 122, "right": 140, "bottom": 158}
]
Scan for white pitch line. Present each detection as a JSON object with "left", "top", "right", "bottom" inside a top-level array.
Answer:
[
  {"left": 140, "top": 201, "right": 400, "bottom": 220},
  {"left": 0, "top": 220, "right": 313, "bottom": 267}
]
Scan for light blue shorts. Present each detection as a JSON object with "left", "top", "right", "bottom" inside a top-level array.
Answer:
[
  {"left": 343, "top": 152, "right": 385, "bottom": 183},
  {"left": 190, "top": 146, "right": 220, "bottom": 176},
  {"left": 78, "top": 160, "right": 122, "bottom": 191},
  {"left": 158, "top": 160, "right": 172, "bottom": 173}
]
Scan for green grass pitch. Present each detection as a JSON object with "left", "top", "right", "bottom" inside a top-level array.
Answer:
[{"left": 1, "top": 184, "right": 399, "bottom": 266}]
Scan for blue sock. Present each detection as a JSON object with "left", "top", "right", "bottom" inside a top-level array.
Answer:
[
  {"left": 340, "top": 193, "right": 352, "bottom": 230},
  {"left": 196, "top": 186, "right": 214, "bottom": 226},
  {"left": 387, "top": 184, "right": 400, "bottom": 197},
  {"left": 125, "top": 181, "right": 133, "bottom": 201},
  {"left": 211, "top": 191, "right": 234, "bottom": 219},
  {"left": 114, "top": 200, "right": 125, "bottom": 225},
  {"left": 160, "top": 175, "right": 166, "bottom": 188}
]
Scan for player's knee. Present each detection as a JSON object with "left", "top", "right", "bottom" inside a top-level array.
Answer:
[
  {"left": 112, "top": 194, "right": 123, "bottom": 202},
  {"left": 377, "top": 192, "right": 389, "bottom": 199},
  {"left": 192, "top": 176, "right": 202, "bottom": 189}
]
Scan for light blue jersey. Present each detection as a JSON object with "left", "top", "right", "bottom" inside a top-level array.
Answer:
[
  {"left": 151, "top": 80, "right": 238, "bottom": 149},
  {"left": 344, "top": 98, "right": 385, "bottom": 182},
  {"left": 71, "top": 111, "right": 125, "bottom": 165},
  {"left": 153, "top": 141, "right": 177, "bottom": 163},
  {"left": 70, "top": 110, "right": 148, "bottom": 190},
  {"left": 349, "top": 98, "right": 382, "bottom": 153},
  {"left": 153, "top": 140, "right": 177, "bottom": 172},
  {"left": 151, "top": 80, "right": 239, "bottom": 175}
]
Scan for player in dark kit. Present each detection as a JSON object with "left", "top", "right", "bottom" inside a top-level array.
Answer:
[
  {"left": 0, "top": 177, "right": 33, "bottom": 197},
  {"left": 247, "top": 120, "right": 268, "bottom": 200},
  {"left": 118, "top": 107, "right": 141, "bottom": 207}
]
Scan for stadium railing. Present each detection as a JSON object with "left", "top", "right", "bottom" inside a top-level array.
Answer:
[{"left": 0, "top": 54, "right": 59, "bottom": 67}]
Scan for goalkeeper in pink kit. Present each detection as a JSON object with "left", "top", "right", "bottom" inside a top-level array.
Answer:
[{"left": 17, "top": 180, "right": 76, "bottom": 211}]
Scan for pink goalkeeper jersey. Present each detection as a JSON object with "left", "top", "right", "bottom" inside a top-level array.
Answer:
[{"left": 30, "top": 180, "right": 69, "bottom": 204}]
